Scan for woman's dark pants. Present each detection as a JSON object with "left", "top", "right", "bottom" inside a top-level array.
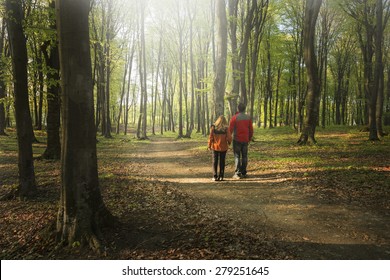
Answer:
[{"left": 212, "top": 150, "right": 227, "bottom": 179}]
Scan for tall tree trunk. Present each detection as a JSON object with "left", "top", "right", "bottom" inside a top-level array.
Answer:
[
  {"left": 228, "top": 0, "right": 239, "bottom": 116},
  {"left": 104, "top": 0, "right": 113, "bottom": 138},
  {"left": 41, "top": 1, "right": 61, "bottom": 160},
  {"left": 274, "top": 63, "right": 282, "bottom": 127},
  {"left": 249, "top": 24, "right": 261, "bottom": 121},
  {"left": 186, "top": 4, "right": 195, "bottom": 138},
  {"left": 137, "top": 46, "right": 144, "bottom": 139},
  {"left": 205, "top": 60, "right": 210, "bottom": 135},
  {"left": 152, "top": 36, "right": 162, "bottom": 136},
  {"left": 321, "top": 51, "right": 328, "bottom": 128},
  {"left": 41, "top": 45, "right": 61, "bottom": 159},
  {"left": 6, "top": 0, "right": 37, "bottom": 198},
  {"left": 266, "top": 35, "right": 273, "bottom": 128},
  {"left": 0, "top": 20, "right": 7, "bottom": 136},
  {"left": 350, "top": 0, "right": 378, "bottom": 140},
  {"left": 37, "top": 52, "right": 44, "bottom": 131},
  {"left": 249, "top": 0, "right": 268, "bottom": 120},
  {"left": 33, "top": 75, "right": 39, "bottom": 129},
  {"left": 384, "top": 66, "right": 390, "bottom": 126},
  {"left": 116, "top": 52, "right": 128, "bottom": 134},
  {"left": 213, "top": 0, "right": 228, "bottom": 118},
  {"left": 318, "top": 7, "right": 332, "bottom": 128},
  {"left": 297, "top": 29, "right": 305, "bottom": 132},
  {"left": 137, "top": 0, "right": 148, "bottom": 139},
  {"left": 375, "top": 0, "right": 384, "bottom": 137},
  {"left": 239, "top": 0, "right": 256, "bottom": 106},
  {"left": 124, "top": 37, "right": 136, "bottom": 135},
  {"left": 98, "top": 53, "right": 106, "bottom": 135},
  {"left": 298, "top": 0, "right": 322, "bottom": 145},
  {"left": 141, "top": 0, "right": 148, "bottom": 139},
  {"left": 178, "top": 16, "right": 184, "bottom": 138},
  {"left": 160, "top": 66, "right": 167, "bottom": 134},
  {"left": 56, "top": 0, "right": 113, "bottom": 251}
]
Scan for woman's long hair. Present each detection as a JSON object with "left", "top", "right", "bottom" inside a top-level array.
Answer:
[{"left": 214, "top": 115, "right": 228, "bottom": 131}]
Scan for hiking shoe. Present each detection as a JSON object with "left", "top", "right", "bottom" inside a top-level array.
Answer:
[
  {"left": 232, "top": 174, "right": 241, "bottom": 179},
  {"left": 212, "top": 177, "right": 218, "bottom": 181},
  {"left": 218, "top": 176, "right": 224, "bottom": 181},
  {"left": 241, "top": 174, "right": 248, "bottom": 179}
]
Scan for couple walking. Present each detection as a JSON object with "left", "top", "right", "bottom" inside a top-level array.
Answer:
[{"left": 207, "top": 103, "right": 254, "bottom": 181}]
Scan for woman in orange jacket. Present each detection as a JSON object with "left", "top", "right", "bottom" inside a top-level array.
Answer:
[{"left": 208, "top": 115, "right": 232, "bottom": 181}]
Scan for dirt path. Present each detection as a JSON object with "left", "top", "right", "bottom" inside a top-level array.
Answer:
[{"left": 135, "top": 136, "right": 390, "bottom": 259}]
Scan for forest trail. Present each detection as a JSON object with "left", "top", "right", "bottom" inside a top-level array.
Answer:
[{"left": 134, "top": 136, "right": 390, "bottom": 259}]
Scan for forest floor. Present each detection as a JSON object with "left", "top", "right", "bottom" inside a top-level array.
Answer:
[{"left": 0, "top": 127, "right": 390, "bottom": 259}]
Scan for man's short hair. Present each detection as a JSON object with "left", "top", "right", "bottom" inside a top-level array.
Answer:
[{"left": 237, "top": 102, "right": 246, "bottom": 112}]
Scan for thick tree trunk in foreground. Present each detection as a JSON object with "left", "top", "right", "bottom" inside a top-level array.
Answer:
[
  {"left": 298, "top": 0, "right": 322, "bottom": 145},
  {"left": 6, "top": 0, "right": 37, "bottom": 198},
  {"left": 56, "top": 0, "right": 113, "bottom": 251}
]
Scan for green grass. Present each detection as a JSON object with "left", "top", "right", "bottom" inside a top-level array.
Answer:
[
  {"left": 150, "top": 125, "right": 390, "bottom": 173},
  {"left": 1, "top": 125, "right": 389, "bottom": 175},
  {"left": 248, "top": 125, "right": 390, "bottom": 172}
]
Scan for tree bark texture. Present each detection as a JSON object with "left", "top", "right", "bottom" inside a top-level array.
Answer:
[
  {"left": 298, "top": 0, "right": 322, "bottom": 145},
  {"left": 6, "top": 0, "right": 37, "bottom": 197},
  {"left": 56, "top": 0, "right": 113, "bottom": 251}
]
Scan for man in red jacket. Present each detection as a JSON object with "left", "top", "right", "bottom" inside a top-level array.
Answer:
[{"left": 229, "top": 102, "right": 253, "bottom": 179}]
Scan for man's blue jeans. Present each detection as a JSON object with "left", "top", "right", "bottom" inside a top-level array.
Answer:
[{"left": 233, "top": 140, "right": 248, "bottom": 176}]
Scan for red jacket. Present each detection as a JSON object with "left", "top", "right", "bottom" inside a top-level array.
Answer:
[{"left": 229, "top": 112, "right": 253, "bottom": 143}]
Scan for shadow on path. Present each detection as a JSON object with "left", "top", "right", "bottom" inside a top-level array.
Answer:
[{"left": 130, "top": 136, "right": 390, "bottom": 259}]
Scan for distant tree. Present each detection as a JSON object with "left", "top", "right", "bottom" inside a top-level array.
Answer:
[
  {"left": 123, "top": 40, "right": 136, "bottom": 135},
  {"left": 56, "top": 0, "right": 113, "bottom": 251},
  {"left": 213, "top": 0, "right": 228, "bottom": 117},
  {"left": 0, "top": 20, "right": 7, "bottom": 136},
  {"left": 249, "top": 0, "right": 269, "bottom": 120},
  {"left": 185, "top": 0, "right": 196, "bottom": 137},
  {"left": 297, "top": 0, "right": 322, "bottom": 145},
  {"left": 152, "top": 34, "right": 162, "bottom": 135},
  {"left": 263, "top": 27, "right": 272, "bottom": 128},
  {"left": 41, "top": 1, "right": 61, "bottom": 160},
  {"left": 317, "top": 2, "right": 335, "bottom": 128},
  {"left": 227, "top": 0, "right": 239, "bottom": 116},
  {"left": 385, "top": 64, "right": 390, "bottom": 126},
  {"left": 281, "top": 0, "right": 306, "bottom": 131},
  {"left": 177, "top": 0, "right": 185, "bottom": 138},
  {"left": 5, "top": 0, "right": 37, "bottom": 198},
  {"left": 374, "top": 0, "right": 389, "bottom": 137},
  {"left": 344, "top": 0, "right": 389, "bottom": 140},
  {"left": 329, "top": 34, "right": 355, "bottom": 125},
  {"left": 136, "top": 0, "right": 148, "bottom": 140}
]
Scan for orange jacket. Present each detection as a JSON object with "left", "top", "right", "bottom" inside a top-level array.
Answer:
[{"left": 208, "top": 126, "right": 232, "bottom": 152}]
